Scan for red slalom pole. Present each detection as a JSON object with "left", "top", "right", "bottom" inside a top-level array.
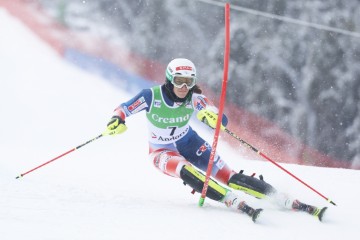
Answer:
[
  {"left": 224, "top": 128, "right": 336, "bottom": 206},
  {"left": 15, "top": 134, "right": 104, "bottom": 179},
  {"left": 199, "top": 2, "right": 230, "bottom": 206}
]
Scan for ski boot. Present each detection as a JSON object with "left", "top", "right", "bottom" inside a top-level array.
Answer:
[
  {"left": 237, "top": 201, "right": 263, "bottom": 223},
  {"left": 223, "top": 191, "right": 263, "bottom": 223},
  {"left": 292, "top": 200, "right": 327, "bottom": 221}
]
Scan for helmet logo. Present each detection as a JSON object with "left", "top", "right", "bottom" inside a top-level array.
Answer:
[{"left": 176, "top": 66, "right": 192, "bottom": 71}]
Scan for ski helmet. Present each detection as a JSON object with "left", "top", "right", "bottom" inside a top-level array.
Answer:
[{"left": 165, "top": 58, "right": 197, "bottom": 89}]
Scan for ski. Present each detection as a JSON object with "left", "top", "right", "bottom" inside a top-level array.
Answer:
[
  {"left": 251, "top": 208, "right": 263, "bottom": 223},
  {"left": 292, "top": 200, "right": 328, "bottom": 222},
  {"left": 315, "top": 206, "right": 328, "bottom": 222}
]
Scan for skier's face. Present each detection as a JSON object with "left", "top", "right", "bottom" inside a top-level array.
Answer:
[{"left": 173, "top": 84, "right": 190, "bottom": 99}]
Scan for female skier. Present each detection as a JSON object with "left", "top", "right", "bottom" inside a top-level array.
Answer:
[{"left": 104, "top": 58, "right": 326, "bottom": 222}]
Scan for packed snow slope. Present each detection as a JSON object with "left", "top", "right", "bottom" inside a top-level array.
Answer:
[{"left": 0, "top": 7, "right": 359, "bottom": 240}]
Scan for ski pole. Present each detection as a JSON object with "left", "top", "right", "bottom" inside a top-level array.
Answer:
[
  {"left": 15, "top": 133, "right": 104, "bottom": 179},
  {"left": 224, "top": 128, "right": 337, "bottom": 206}
]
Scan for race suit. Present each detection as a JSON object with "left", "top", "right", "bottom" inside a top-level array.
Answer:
[{"left": 112, "top": 85, "right": 234, "bottom": 184}]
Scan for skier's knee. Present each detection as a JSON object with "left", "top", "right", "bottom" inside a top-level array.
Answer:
[
  {"left": 150, "top": 149, "right": 188, "bottom": 177},
  {"left": 228, "top": 172, "right": 276, "bottom": 199},
  {"left": 180, "top": 165, "right": 228, "bottom": 201}
]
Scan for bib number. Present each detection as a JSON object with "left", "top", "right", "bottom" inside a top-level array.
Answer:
[{"left": 168, "top": 126, "right": 177, "bottom": 136}]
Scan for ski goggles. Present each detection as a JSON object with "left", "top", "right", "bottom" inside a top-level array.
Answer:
[{"left": 171, "top": 76, "right": 196, "bottom": 89}]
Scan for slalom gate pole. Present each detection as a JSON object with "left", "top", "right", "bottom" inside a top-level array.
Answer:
[
  {"left": 15, "top": 134, "right": 104, "bottom": 179},
  {"left": 224, "top": 128, "right": 337, "bottom": 206},
  {"left": 199, "top": 2, "right": 230, "bottom": 207}
]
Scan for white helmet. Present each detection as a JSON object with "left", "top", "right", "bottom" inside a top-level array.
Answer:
[{"left": 165, "top": 58, "right": 197, "bottom": 88}]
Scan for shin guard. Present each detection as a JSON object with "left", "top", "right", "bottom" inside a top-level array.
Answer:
[
  {"left": 180, "top": 165, "right": 228, "bottom": 201},
  {"left": 228, "top": 173, "right": 276, "bottom": 199}
]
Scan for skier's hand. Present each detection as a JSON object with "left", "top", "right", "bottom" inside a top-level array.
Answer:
[
  {"left": 197, "top": 109, "right": 225, "bottom": 130},
  {"left": 103, "top": 116, "right": 127, "bottom": 136}
]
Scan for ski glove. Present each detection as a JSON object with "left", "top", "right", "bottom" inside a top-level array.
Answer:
[
  {"left": 104, "top": 116, "right": 127, "bottom": 136},
  {"left": 197, "top": 109, "right": 226, "bottom": 130}
]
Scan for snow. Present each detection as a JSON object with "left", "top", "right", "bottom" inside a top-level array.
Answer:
[{"left": 0, "top": 7, "right": 359, "bottom": 240}]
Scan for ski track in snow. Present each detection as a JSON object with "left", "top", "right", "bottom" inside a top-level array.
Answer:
[{"left": 0, "top": 7, "right": 359, "bottom": 240}]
